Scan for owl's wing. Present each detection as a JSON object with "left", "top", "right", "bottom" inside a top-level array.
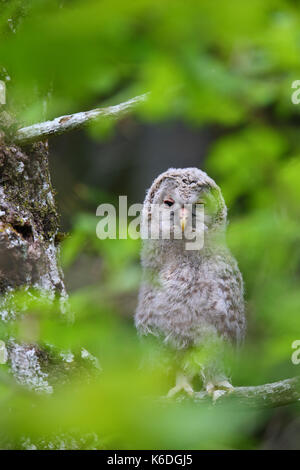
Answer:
[{"left": 209, "top": 253, "right": 246, "bottom": 346}]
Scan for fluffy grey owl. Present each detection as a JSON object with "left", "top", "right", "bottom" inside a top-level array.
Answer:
[{"left": 135, "top": 167, "right": 246, "bottom": 399}]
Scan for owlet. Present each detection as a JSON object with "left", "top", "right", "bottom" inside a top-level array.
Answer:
[{"left": 135, "top": 168, "right": 246, "bottom": 399}]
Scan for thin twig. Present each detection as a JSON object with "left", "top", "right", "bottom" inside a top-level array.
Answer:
[{"left": 15, "top": 93, "right": 149, "bottom": 145}]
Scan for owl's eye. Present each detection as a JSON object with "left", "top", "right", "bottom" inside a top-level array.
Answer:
[
  {"left": 164, "top": 198, "right": 175, "bottom": 207},
  {"left": 196, "top": 199, "right": 206, "bottom": 205}
]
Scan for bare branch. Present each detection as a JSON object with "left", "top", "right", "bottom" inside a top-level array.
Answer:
[
  {"left": 15, "top": 93, "right": 149, "bottom": 145},
  {"left": 193, "top": 376, "right": 300, "bottom": 408}
]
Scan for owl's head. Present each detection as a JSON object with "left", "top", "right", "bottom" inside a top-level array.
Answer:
[{"left": 142, "top": 168, "right": 227, "bottom": 245}]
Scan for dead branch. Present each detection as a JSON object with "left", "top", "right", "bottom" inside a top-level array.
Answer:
[{"left": 15, "top": 93, "right": 149, "bottom": 145}]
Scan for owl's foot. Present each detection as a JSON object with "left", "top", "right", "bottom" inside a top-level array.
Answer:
[
  {"left": 167, "top": 373, "right": 194, "bottom": 398},
  {"left": 205, "top": 380, "right": 234, "bottom": 403}
]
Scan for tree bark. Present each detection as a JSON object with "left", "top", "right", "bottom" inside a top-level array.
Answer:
[
  {"left": 0, "top": 139, "right": 67, "bottom": 392},
  {"left": 193, "top": 376, "right": 300, "bottom": 408}
]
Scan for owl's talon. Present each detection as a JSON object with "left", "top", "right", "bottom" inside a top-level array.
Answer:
[
  {"left": 212, "top": 389, "right": 227, "bottom": 403},
  {"left": 205, "top": 382, "right": 215, "bottom": 396},
  {"left": 167, "top": 384, "right": 194, "bottom": 398},
  {"left": 167, "top": 374, "right": 194, "bottom": 398},
  {"left": 205, "top": 380, "right": 234, "bottom": 403},
  {"left": 216, "top": 380, "right": 234, "bottom": 392}
]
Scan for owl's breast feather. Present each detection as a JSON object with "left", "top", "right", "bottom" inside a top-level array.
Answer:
[{"left": 135, "top": 252, "right": 245, "bottom": 348}]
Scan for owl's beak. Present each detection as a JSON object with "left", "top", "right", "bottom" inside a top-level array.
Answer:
[{"left": 179, "top": 207, "right": 188, "bottom": 231}]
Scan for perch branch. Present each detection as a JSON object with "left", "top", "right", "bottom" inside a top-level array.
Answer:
[
  {"left": 15, "top": 93, "right": 149, "bottom": 145},
  {"left": 193, "top": 376, "right": 300, "bottom": 408}
]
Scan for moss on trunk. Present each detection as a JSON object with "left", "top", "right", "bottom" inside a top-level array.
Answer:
[
  {"left": 0, "top": 141, "right": 66, "bottom": 299},
  {"left": 0, "top": 140, "right": 69, "bottom": 392}
]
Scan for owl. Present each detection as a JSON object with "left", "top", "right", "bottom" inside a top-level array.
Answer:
[{"left": 135, "top": 167, "right": 246, "bottom": 399}]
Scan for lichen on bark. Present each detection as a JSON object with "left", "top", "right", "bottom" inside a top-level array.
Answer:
[
  {"left": 0, "top": 141, "right": 68, "bottom": 296},
  {"left": 0, "top": 140, "right": 68, "bottom": 392}
]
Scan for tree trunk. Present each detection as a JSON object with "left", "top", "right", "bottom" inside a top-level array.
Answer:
[{"left": 0, "top": 139, "right": 67, "bottom": 392}]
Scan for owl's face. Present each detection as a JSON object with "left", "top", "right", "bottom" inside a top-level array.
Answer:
[
  {"left": 152, "top": 178, "right": 219, "bottom": 239},
  {"left": 143, "top": 168, "right": 227, "bottom": 246}
]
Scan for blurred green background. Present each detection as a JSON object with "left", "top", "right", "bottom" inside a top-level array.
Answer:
[{"left": 1, "top": 0, "right": 300, "bottom": 449}]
